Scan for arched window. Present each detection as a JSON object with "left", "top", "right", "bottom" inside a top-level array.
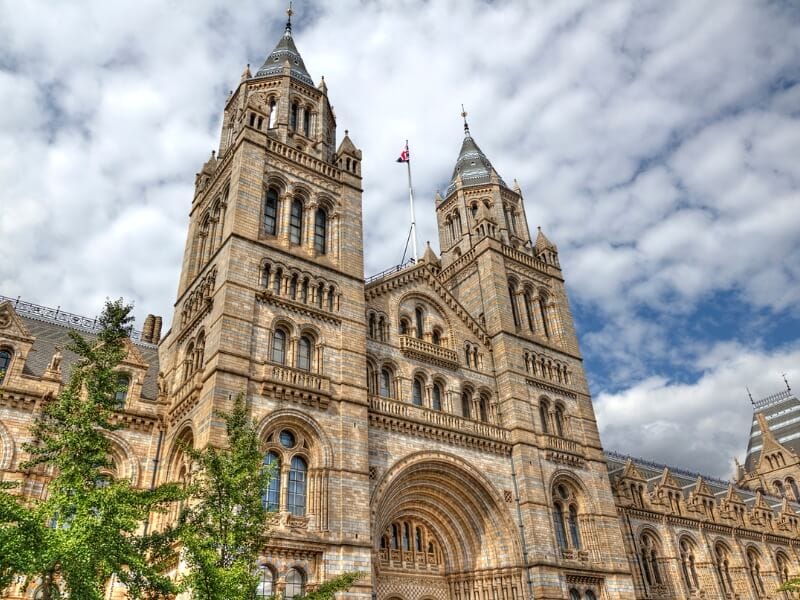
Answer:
[
  {"left": 391, "top": 524, "right": 400, "bottom": 549},
  {"left": 380, "top": 368, "right": 392, "bottom": 398},
  {"left": 328, "top": 287, "right": 335, "bottom": 312},
  {"left": 262, "top": 452, "right": 280, "bottom": 511},
  {"left": 553, "top": 502, "right": 567, "bottom": 551},
  {"left": 271, "top": 329, "right": 287, "bottom": 365},
  {"left": 539, "top": 294, "right": 551, "bottom": 338},
  {"left": 300, "top": 278, "right": 309, "bottom": 303},
  {"left": 399, "top": 318, "right": 409, "bottom": 335},
  {"left": 290, "top": 103, "right": 299, "bottom": 130},
  {"left": 432, "top": 328, "right": 441, "bottom": 345},
  {"left": 317, "top": 282, "right": 324, "bottom": 308},
  {"left": 523, "top": 291, "right": 534, "bottom": 330},
  {"left": 776, "top": 552, "right": 791, "bottom": 585},
  {"left": 639, "top": 533, "right": 663, "bottom": 589},
  {"left": 774, "top": 479, "right": 785, "bottom": 496},
  {"left": 509, "top": 284, "right": 520, "bottom": 327},
  {"left": 461, "top": 391, "right": 471, "bottom": 419},
  {"left": 478, "top": 394, "right": 488, "bottom": 422},
  {"left": 569, "top": 591, "right": 580, "bottom": 600},
  {"left": 256, "top": 566, "right": 276, "bottom": 599},
  {"left": 0, "top": 349, "right": 11, "bottom": 384},
  {"left": 432, "top": 383, "right": 442, "bottom": 411},
  {"left": 715, "top": 543, "right": 734, "bottom": 596},
  {"left": 284, "top": 568, "right": 305, "bottom": 600},
  {"left": 314, "top": 208, "right": 327, "bottom": 254},
  {"left": 368, "top": 314, "right": 376, "bottom": 339},
  {"left": 415, "top": 526, "right": 423, "bottom": 552},
  {"left": 303, "top": 109, "right": 311, "bottom": 136},
  {"left": 539, "top": 399, "right": 550, "bottom": 434},
  {"left": 264, "top": 188, "right": 279, "bottom": 235},
  {"left": 402, "top": 522, "right": 411, "bottom": 551},
  {"left": 788, "top": 477, "right": 800, "bottom": 501},
  {"left": 584, "top": 592, "right": 596, "bottom": 600},
  {"left": 554, "top": 405, "right": 565, "bottom": 437},
  {"left": 262, "top": 263, "right": 271, "bottom": 287},
  {"left": 412, "top": 377, "right": 423, "bottom": 406},
  {"left": 553, "top": 483, "right": 581, "bottom": 554},
  {"left": 297, "top": 335, "right": 312, "bottom": 371},
  {"left": 273, "top": 268, "right": 283, "bottom": 295},
  {"left": 747, "top": 549, "right": 765, "bottom": 597},
  {"left": 289, "top": 275, "right": 298, "bottom": 300},
  {"left": 289, "top": 199, "right": 303, "bottom": 245},
  {"left": 287, "top": 456, "right": 307, "bottom": 516},
  {"left": 366, "top": 363, "right": 375, "bottom": 395},
  {"left": 679, "top": 538, "right": 700, "bottom": 593},
  {"left": 415, "top": 307, "right": 424, "bottom": 339},
  {"left": 115, "top": 374, "right": 130, "bottom": 408},
  {"left": 268, "top": 99, "right": 277, "bottom": 128}
]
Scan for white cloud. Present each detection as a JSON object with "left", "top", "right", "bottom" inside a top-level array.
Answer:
[{"left": 0, "top": 0, "right": 799, "bottom": 476}]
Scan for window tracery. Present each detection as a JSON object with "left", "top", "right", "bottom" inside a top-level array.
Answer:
[
  {"left": 552, "top": 482, "right": 582, "bottom": 556},
  {"left": 261, "top": 427, "right": 310, "bottom": 519}
]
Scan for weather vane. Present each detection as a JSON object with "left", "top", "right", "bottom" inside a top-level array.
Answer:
[{"left": 285, "top": 1, "right": 293, "bottom": 34}]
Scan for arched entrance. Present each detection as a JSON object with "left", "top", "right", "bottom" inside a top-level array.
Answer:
[{"left": 371, "top": 452, "right": 525, "bottom": 600}]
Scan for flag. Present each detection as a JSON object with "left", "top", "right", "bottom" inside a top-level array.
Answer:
[{"left": 396, "top": 143, "right": 409, "bottom": 163}]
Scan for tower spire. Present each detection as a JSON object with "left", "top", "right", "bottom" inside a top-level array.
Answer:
[
  {"left": 285, "top": 1, "right": 293, "bottom": 35},
  {"left": 461, "top": 104, "right": 470, "bottom": 136}
]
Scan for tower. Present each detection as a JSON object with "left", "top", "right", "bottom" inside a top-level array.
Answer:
[{"left": 158, "top": 8, "right": 371, "bottom": 597}]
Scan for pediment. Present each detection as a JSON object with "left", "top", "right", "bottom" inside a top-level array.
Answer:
[
  {"left": 693, "top": 476, "right": 714, "bottom": 498},
  {"left": 656, "top": 467, "right": 681, "bottom": 490},
  {"left": 0, "top": 301, "right": 34, "bottom": 342},
  {"left": 621, "top": 458, "right": 647, "bottom": 482},
  {"left": 365, "top": 263, "right": 489, "bottom": 345},
  {"left": 120, "top": 337, "right": 148, "bottom": 369}
]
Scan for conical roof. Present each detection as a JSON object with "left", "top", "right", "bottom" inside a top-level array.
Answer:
[
  {"left": 254, "top": 21, "right": 314, "bottom": 86},
  {"left": 446, "top": 127, "right": 508, "bottom": 197}
]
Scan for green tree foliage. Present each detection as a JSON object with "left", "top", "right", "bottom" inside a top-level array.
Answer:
[
  {"left": 0, "top": 299, "right": 183, "bottom": 600},
  {"left": 178, "top": 394, "right": 363, "bottom": 600}
]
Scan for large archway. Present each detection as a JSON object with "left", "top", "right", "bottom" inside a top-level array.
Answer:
[{"left": 371, "top": 452, "right": 525, "bottom": 600}]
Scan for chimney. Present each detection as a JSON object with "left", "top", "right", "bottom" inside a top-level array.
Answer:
[
  {"left": 142, "top": 315, "right": 155, "bottom": 343},
  {"left": 153, "top": 316, "right": 163, "bottom": 343}
]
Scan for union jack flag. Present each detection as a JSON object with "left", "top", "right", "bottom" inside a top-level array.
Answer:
[{"left": 396, "top": 143, "right": 409, "bottom": 163}]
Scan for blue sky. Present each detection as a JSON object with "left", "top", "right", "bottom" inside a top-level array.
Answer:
[{"left": 1, "top": 0, "right": 799, "bottom": 478}]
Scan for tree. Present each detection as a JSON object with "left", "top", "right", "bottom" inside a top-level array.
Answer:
[
  {"left": 178, "top": 394, "right": 363, "bottom": 600},
  {"left": 0, "top": 298, "right": 183, "bottom": 600}
]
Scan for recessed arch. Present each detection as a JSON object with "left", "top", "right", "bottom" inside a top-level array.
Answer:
[
  {"left": 256, "top": 408, "right": 332, "bottom": 469},
  {"left": 371, "top": 451, "right": 522, "bottom": 573},
  {"left": 105, "top": 431, "right": 141, "bottom": 487},
  {"left": 0, "top": 419, "right": 14, "bottom": 470}
]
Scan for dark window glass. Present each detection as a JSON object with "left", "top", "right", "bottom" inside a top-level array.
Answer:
[
  {"left": 461, "top": 392, "right": 471, "bottom": 419},
  {"left": 289, "top": 276, "right": 298, "bottom": 300},
  {"left": 415, "top": 307, "right": 424, "bottom": 339},
  {"left": 264, "top": 188, "right": 279, "bottom": 235},
  {"left": 317, "top": 283, "right": 324, "bottom": 308},
  {"left": 380, "top": 369, "right": 392, "bottom": 397},
  {"left": 298, "top": 336, "right": 311, "bottom": 371},
  {"left": 568, "top": 505, "right": 581, "bottom": 549},
  {"left": 290, "top": 200, "right": 303, "bottom": 245},
  {"left": 262, "top": 452, "right": 280, "bottom": 511},
  {"left": 115, "top": 375, "right": 130, "bottom": 408},
  {"left": 432, "top": 384, "right": 442, "bottom": 411},
  {"left": 328, "top": 288, "right": 335, "bottom": 311},
  {"left": 273, "top": 268, "right": 283, "bottom": 295},
  {"left": 553, "top": 503, "right": 567, "bottom": 550},
  {"left": 287, "top": 456, "right": 307, "bottom": 516},
  {"left": 285, "top": 569, "right": 304, "bottom": 600},
  {"left": 290, "top": 104, "right": 299, "bottom": 130},
  {"left": 303, "top": 110, "right": 310, "bottom": 136},
  {"left": 479, "top": 395, "right": 488, "bottom": 422},
  {"left": 272, "top": 330, "right": 286, "bottom": 364},
  {"left": 412, "top": 378, "right": 423, "bottom": 406},
  {"left": 0, "top": 350, "right": 12, "bottom": 383},
  {"left": 314, "top": 209, "right": 327, "bottom": 254},
  {"left": 301, "top": 279, "right": 309, "bottom": 303},
  {"left": 279, "top": 430, "right": 295, "bottom": 448},
  {"left": 509, "top": 286, "right": 520, "bottom": 326}
]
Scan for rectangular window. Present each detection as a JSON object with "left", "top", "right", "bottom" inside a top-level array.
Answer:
[{"left": 289, "top": 201, "right": 302, "bottom": 245}]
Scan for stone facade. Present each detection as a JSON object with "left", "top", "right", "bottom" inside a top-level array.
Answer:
[{"left": 2, "top": 12, "right": 800, "bottom": 600}]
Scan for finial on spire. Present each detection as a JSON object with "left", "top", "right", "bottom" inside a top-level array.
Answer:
[
  {"left": 461, "top": 104, "right": 470, "bottom": 136},
  {"left": 747, "top": 387, "right": 755, "bottom": 404},
  {"left": 784, "top": 373, "right": 792, "bottom": 392},
  {"left": 285, "top": 1, "right": 294, "bottom": 35}
]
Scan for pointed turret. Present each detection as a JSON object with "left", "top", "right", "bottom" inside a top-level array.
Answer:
[
  {"left": 254, "top": 6, "right": 314, "bottom": 86},
  {"left": 535, "top": 227, "right": 557, "bottom": 252},
  {"left": 445, "top": 120, "right": 508, "bottom": 197}
]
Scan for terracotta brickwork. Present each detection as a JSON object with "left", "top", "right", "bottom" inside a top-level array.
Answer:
[{"left": 3, "top": 13, "right": 800, "bottom": 600}]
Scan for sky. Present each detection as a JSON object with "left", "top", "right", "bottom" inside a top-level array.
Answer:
[{"left": 1, "top": 0, "right": 799, "bottom": 479}]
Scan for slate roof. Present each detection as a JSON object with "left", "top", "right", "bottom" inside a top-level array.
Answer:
[
  {"left": 445, "top": 130, "right": 508, "bottom": 197},
  {"left": 254, "top": 22, "right": 314, "bottom": 87},
  {"left": 1, "top": 296, "right": 160, "bottom": 401},
  {"left": 745, "top": 389, "right": 800, "bottom": 473},
  {"left": 606, "top": 451, "right": 799, "bottom": 513}
]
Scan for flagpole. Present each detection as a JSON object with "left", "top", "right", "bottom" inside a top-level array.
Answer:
[{"left": 406, "top": 140, "right": 418, "bottom": 262}]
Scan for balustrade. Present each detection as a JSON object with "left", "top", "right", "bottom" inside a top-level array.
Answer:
[
  {"left": 399, "top": 335, "right": 460, "bottom": 369},
  {"left": 264, "top": 362, "right": 330, "bottom": 393}
]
